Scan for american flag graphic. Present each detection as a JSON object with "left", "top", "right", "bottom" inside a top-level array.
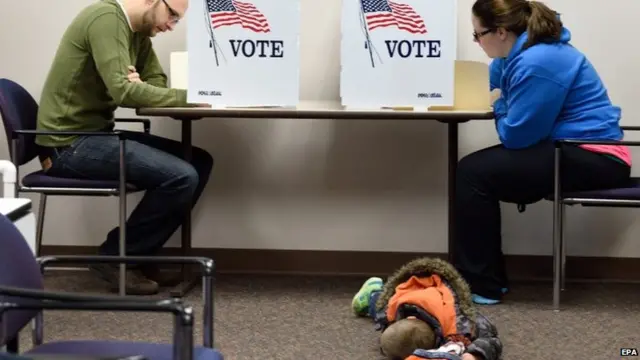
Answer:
[
  {"left": 207, "top": 0, "right": 270, "bottom": 33},
  {"left": 361, "top": 0, "right": 427, "bottom": 34}
]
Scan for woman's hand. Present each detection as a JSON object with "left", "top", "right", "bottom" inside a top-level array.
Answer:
[
  {"left": 461, "top": 353, "right": 478, "bottom": 360},
  {"left": 490, "top": 89, "right": 501, "bottom": 106}
]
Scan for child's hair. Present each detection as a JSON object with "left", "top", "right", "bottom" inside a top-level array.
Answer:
[
  {"left": 379, "top": 318, "right": 436, "bottom": 359},
  {"left": 472, "top": 0, "right": 563, "bottom": 49}
]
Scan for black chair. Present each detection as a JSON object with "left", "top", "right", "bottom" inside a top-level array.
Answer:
[
  {"left": 0, "top": 212, "right": 223, "bottom": 360},
  {"left": 550, "top": 126, "right": 640, "bottom": 311},
  {"left": 0, "top": 78, "right": 147, "bottom": 295}
]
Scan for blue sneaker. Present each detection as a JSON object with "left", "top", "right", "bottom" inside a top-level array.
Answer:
[
  {"left": 471, "top": 288, "right": 508, "bottom": 305},
  {"left": 472, "top": 294, "right": 501, "bottom": 305}
]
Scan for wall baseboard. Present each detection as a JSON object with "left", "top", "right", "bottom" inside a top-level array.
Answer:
[{"left": 39, "top": 245, "right": 640, "bottom": 282}]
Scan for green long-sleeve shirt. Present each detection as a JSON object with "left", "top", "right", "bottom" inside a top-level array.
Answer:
[{"left": 36, "top": 0, "right": 188, "bottom": 147}]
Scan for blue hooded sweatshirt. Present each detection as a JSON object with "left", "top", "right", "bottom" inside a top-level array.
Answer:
[{"left": 489, "top": 26, "right": 623, "bottom": 149}]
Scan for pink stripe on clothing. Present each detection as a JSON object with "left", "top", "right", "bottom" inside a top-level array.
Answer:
[{"left": 579, "top": 144, "right": 632, "bottom": 166}]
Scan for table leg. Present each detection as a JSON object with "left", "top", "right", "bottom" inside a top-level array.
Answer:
[
  {"left": 447, "top": 122, "right": 459, "bottom": 262},
  {"left": 169, "top": 119, "right": 199, "bottom": 298}
]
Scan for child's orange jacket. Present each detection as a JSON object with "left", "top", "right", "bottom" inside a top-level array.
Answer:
[{"left": 372, "top": 258, "right": 502, "bottom": 360}]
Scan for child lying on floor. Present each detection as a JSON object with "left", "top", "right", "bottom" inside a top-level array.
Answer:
[{"left": 352, "top": 257, "right": 503, "bottom": 360}]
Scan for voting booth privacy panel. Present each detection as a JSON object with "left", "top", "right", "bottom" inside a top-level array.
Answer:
[
  {"left": 184, "top": 0, "right": 489, "bottom": 110},
  {"left": 187, "top": 0, "right": 301, "bottom": 107},
  {"left": 340, "top": 0, "right": 457, "bottom": 109}
]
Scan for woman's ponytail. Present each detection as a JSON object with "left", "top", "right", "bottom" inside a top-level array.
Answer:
[{"left": 525, "top": 0, "right": 563, "bottom": 48}]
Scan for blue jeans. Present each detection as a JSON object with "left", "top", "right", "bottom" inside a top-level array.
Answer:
[{"left": 46, "top": 130, "right": 214, "bottom": 256}]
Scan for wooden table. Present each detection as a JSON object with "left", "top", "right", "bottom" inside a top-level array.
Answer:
[
  {"left": 136, "top": 105, "right": 495, "bottom": 297},
  {"left": 0, "top": 197, "right": 31, "bottom": 221}
]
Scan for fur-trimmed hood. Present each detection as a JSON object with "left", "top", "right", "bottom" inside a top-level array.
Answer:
[{"left": 374, "top": 257, "right": 476, "bottom": 321}]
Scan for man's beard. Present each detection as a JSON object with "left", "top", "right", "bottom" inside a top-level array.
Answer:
[{"left": 139, "top": 7, "right": 158, "bottom": 36}]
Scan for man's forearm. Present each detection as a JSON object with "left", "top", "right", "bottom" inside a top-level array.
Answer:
[{"left": 88, "top": 13, "right": 189, "bottom": 108}]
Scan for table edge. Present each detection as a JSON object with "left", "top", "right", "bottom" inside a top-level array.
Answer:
[
  {"left": 135, "top": 107, "right": 495, "bottom": 120},
  {"left": 0, "top": 198, "right": 32, "bottom": 222}
]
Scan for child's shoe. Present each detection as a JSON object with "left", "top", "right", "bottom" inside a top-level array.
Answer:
[{"left": 351, "top": 277, "right": 383, "bottom": 316}]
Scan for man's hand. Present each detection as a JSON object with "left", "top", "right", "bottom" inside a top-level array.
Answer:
[
  {"left": 461, "top": 353, "right": 478, "bottom": 360},
  {"left": 127, "top": 65, "right": 143, "bottom": 83}
]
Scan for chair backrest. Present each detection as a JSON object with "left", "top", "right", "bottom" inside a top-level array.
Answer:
[
  {"left": 0, "top": 213, "right": 44, "bottom": 344},
  {"left": 0, "top": 79, "right": 41, "bottom": 166}
]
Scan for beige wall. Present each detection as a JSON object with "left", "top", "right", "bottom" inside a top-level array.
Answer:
[{"left": 1, "top": 0, "right": 639, "bottom": 257}]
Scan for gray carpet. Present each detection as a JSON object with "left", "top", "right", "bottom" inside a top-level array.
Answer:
[{"left": 16, "top": 271, "right": 640, "bottom": 359}]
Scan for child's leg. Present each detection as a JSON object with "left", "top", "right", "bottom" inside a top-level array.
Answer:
[{"left": 351, "top": 277, "right": 383, "bottom": 316}]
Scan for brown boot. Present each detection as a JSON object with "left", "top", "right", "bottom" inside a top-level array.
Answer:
[
  {"left": 139, "top": 265, "right": 183, "bottom": 287},
  {"left": 89, "top": 264, "right": 159, "bottom": 295}
]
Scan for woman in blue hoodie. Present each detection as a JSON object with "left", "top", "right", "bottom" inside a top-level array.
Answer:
[{"left": 454, "top": 0, "right": 632, "bottom": 305}]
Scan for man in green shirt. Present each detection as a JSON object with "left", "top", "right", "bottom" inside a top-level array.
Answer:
[{"left": 37, "top": 0, "right": 214, "bottom": 295}]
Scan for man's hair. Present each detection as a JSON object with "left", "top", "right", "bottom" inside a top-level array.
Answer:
[{"left": 380, "top": 318, "right": 436, "bottom": 359}]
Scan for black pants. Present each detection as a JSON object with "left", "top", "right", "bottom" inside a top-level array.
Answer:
[{"left": 452, "top": 142, "right": 631, "bottom": 299}]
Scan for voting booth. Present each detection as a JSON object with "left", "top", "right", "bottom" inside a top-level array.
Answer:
[
  {"left": 183, "top": 0, "right": 489, "bottom": 111},
  {"left": 340, "top": 0, "right": 458, "bottom": 109},
  {"left": 186, "top": 0, "right": 301, "bottom": 107},
  {"left": 173, "top": 50, "right": 489, "bottom": 111}
]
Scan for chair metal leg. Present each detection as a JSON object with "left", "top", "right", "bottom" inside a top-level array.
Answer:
[
  {"left": 202, "top": 263, "right": 214, "bottom": 348},
  {"left": 118, "top": 139, "right": 127, "bottom": 296},
  {"left": 560, "top": 204, "right": 567, "bottom": 291},
  {"left": 5, "top": 336, "right": 18, "bottom": 353},
  {"left": 552, "top": 146, "right": 562, "bottom": 311},
  {"left": 31, "top": 312, "right": 43, "bottom": 346},
  {"left": 173, "top": 306, "right": 194, "bottom": 360},
  {"left": 35, "top": 194, "right": 47, "bottom": 257},
  {"left": 32, "top": 195, "right": 46, "bottom": 346}
]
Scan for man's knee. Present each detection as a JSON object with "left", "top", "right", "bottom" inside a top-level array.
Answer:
[
  {"left": 182, "top": 165, "right": 200, "bottom": 193},
  {"left": 162, "top": 161, "right": 199, "bottom": 197}
]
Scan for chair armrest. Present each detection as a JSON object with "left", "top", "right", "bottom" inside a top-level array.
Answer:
[
  {"left": 555, "top": 139, "right": 640, "bottom": 147},
  {"left": 115, "top": 118, "right": 151, "bottom": 133},
  {"left": 552, "top": 138, "right": 636, "bottom": 201},
  {"left": 36, "top": 255, "right": 215, "bottom": 348},
  {"left": 8, "top": 130, "right": 127, "bottom": 184},
  {"left": 37, "top": 255, "right": 214, "bottom": 276},
  {"left": 0, "top": 284, "right": 182, "bottom": 304},
  {"left": 0, "top": 286, "right": 194, "bottom": 360},
  {"left": 11, "top": 129, "right": 123, "bottom": 139},
  {"left": 0, "top": 294, "right": 187, "bottom": 314},
  {"left": 557, "top": 126, "right": 640, "bottom": 146}
]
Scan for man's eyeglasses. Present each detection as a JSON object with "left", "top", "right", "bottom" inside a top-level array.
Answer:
[
  {"left": 473, "top": 28, "right": 494, "bottom": 42},
  {"left": 161, "top": 0, "right": 180, "bottom": 24}
]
